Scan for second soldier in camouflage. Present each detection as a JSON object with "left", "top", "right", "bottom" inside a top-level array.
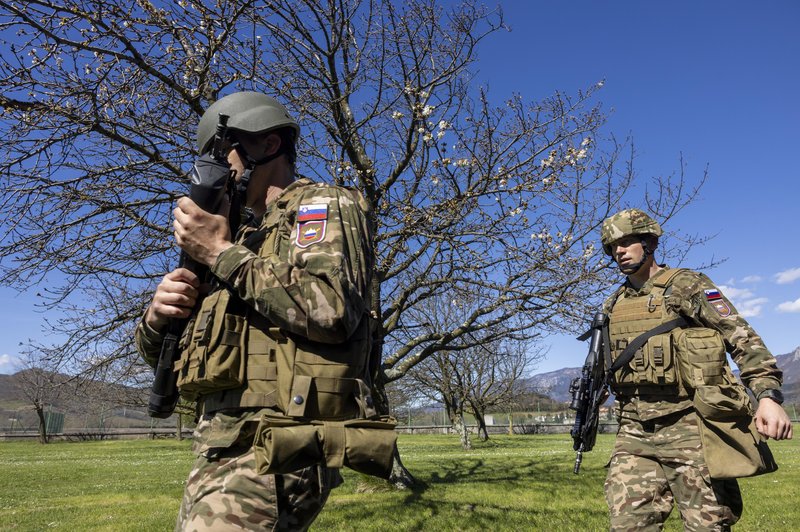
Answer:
[{"left": 599, "top": 209, "right": 792, "bottom": 531}]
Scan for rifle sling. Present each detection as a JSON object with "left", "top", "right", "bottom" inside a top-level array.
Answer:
[{"left": 607, "top": 317, "right": 688, "bottom": 374}]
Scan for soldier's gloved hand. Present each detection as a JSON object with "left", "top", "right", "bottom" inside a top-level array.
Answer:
[
  {"left": 144, "top": 268, "right": 200, "bottom": 331},
  {"left": 755, "top": 399, "right": 793, "bottom": 440}
]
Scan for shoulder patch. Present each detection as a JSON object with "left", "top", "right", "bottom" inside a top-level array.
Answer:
[
  {"left": 298, "top": 203, "right": 328, "bottom": 221},
  {"left": 296, "top": 220, "right": 327, "bottom": 248},
  {"left": 704, "top": 289, "right": 731, "bottom": 316}
]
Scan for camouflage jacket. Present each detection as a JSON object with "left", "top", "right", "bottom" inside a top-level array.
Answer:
[
  {"left": 603, "top": 266, "right": 782, "bottom": 421},
  {"left": 135, "top": 178, "right": 374, "bottom": 448}
]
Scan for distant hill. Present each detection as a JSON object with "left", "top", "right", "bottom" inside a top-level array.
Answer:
[
  {"left": 0, "top": 370, "right": 176, "bottom": 432},
  {"left": 529, "top": 345, "right": 800, "bottom": 405}
]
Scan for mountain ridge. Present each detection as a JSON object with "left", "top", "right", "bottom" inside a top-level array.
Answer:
[{"left": 528, "top": 345, "right": 800, "bottom": 404}]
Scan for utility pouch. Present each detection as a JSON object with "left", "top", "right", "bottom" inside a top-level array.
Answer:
[
  {"left": 253, "top": 413, "right": 397, "bottom": 479},
  {"left": 175, "top": 289, "right": 247, "bottom": 399},
  {"left": 693, "top": 385, "right": 777, "bottom": 478},
  {"left": 672, "top": 327, "right": 726, "bottom": 389},
  {"left": 275, "top": 317, "right": 373, "bottom": 420}
]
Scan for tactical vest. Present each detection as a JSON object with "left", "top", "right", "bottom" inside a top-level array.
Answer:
[
  {"left": 173, "top": 183, "right": 377, "bottom": 421},
  {"left": 608, "top": 268, "right": 689, "bottom": 397}
]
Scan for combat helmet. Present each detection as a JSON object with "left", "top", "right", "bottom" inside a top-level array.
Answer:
[
  {"left": 196, "top": 91, "right": 299, "bottom": 154},
  {"left": 600, "top": 208, "right": 663, "bottom": 256}
]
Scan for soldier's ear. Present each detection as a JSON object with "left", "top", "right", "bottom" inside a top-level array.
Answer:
[{"left": 264, "top": 133, "right": 282, "bottom": 157}]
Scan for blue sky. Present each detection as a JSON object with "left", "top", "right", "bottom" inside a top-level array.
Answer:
[
  {"left": 473, "top": 1, "right": 800, "bottom": 372},
  {"left": 1, "top": 1, "right": 798, "bottom": 375}
]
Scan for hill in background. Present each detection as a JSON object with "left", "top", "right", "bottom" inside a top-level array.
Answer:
[{"left": 527, "top": 345, "right": 800, "bottom": 406}]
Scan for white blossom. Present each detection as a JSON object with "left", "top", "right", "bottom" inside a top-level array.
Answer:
[{"left": 391, "top": 110, "right": 404, "bottom": 119}]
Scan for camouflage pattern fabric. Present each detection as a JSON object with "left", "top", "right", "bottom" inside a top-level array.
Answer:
[
  {"left": 602, "top": 267, "right": 782, "bottom": 404},
  {"left": 135, "top": 177, "right": 371, "bottom": 530},
  {"left": 176, "top": 411, "right": 342, "bottom": 531},
  {"left": 605, "top": 408, "right": 742, "bottom": 531},
  {"left": 211, "top": 178, "right": 373, "bottom": 344},
  {"left": 602, "top": 266, "right": 782, "bottom": 529},
  {"left": 600, "top": 209, "right": 663, "bottom": 255}
]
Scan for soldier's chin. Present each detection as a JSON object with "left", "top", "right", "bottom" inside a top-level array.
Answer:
[{"left": 618, "top": 263, "right": 640, "bottom": 275}]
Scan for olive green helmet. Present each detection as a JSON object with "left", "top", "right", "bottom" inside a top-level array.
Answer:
[
  {"left": 196, "top": 91, "right": 300, "bottom": 154},
  {"left": 600, "top": 208, "right": 663, "bottom": 255}
]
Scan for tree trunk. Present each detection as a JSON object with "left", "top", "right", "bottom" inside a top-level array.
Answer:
[
  {"left": 388, "top": 445, "right": 415, "bottom": 489},
  {"left": 454, "top": 412, "right": 471, "bottom": 450},
  {"left": 374, "top": 374, "right": 416, "bottom": 488},
  {"left": 476, "top": 414, "right": 489, "bottom": 442},
  {"left": 35, "top": 406, "right": 48, "bottom": 444},
  {"left": 176, "top": 412, "right": 183, "bottom": 441}
]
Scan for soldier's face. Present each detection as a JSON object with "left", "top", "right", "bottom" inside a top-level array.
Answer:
[
  {"left": 612, "top": 236, "right": 644, "bottom": 271},
  {"left": 226, "top": 132, "right": 281, "bottom": 208}
]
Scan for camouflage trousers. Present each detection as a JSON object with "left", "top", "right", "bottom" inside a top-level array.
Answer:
[
  {"left": 176, "top": 442, "right": 341, "bottom": 531},
  {"left": 605, "top": 409, "right": 742, "bottom": 531}
]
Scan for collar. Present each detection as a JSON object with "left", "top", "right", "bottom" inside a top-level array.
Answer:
[{"left": 622, "top": 265, "right": 671, "bottom": 297}]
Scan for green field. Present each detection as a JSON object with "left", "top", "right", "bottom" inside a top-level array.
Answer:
[{"left": 1, "top": 432, "right": 797, "bottom": 531}]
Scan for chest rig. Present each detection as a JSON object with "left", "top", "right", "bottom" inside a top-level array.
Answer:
[
  {"left": 176, "top": 183, "right": 377, "bottom": 422},
  {"left": 608, "top": 268, "right": 689, "bottom": 397}
]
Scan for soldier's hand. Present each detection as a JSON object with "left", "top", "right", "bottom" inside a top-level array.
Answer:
[
  {"left": 755, "top": 398, "right": 793, "bottom": 440},
  {"left": 144, "top": 268, "right": 201, "bottom": 331},
  {"left": 173, "top": 196, "right": 233, "bottom": 266}
]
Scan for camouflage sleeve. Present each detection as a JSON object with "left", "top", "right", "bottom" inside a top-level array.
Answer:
[
  {"left": 669, "top": 270, "right": 782, "bottom": 396},
  {"left": 134, "top": 318, "right": 164, "bottom": 369},
  {"left": 211, "top": 184, "right": 372, "bottom": 344}
]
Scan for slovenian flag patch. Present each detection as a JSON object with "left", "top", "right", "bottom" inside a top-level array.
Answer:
[
  {"left": 704, "top": 289, "right": 731, "bottom": 316},
  {"left": 298, "top": 203, "right": 328, "bottom": 222},
  {"left": 704, "top": 289, "right": 722, "bottom": 301}
]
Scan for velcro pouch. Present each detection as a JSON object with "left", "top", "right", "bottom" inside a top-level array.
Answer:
[
  {"left": 253, "top": 413, "right": 397, "bottom": 479},
  {"left": 176, "top": 289, "right": 247, "bottom": 398}
]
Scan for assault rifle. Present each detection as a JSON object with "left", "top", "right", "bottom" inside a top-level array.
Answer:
[
  {"left": 568, "top": 311, "right": 609, "bottom": 473},
  {"left": 148, "top": 114, "right": 235, "bottom": 418}
]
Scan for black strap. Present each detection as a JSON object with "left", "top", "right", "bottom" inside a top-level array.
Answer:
[{"left": 608, "top": 317, "right": 689, "bottom": 373}]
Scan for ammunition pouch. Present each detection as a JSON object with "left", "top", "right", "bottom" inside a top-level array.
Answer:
[
  {"left": 673, "top": 328, "right": 727, "bottom": 389},
  {"left": 175, "top": 289, "right": 247, "bottom": 400},
  {"left": 253, "top": 413, "right": 397, "bottom": 479}
]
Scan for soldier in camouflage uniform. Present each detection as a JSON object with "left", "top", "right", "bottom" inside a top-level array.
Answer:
[
  {"left": 599, "top": 209, "right": 792, "bottom": 531},
  {"left": 136, "top": 92, "right": 374, "bottom": 531}
]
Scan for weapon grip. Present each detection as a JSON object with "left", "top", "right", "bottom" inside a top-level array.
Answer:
[{"left": 147, "top": 325, "right": 182, "bottom": 418}]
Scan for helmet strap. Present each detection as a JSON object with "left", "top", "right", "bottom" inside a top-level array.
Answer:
[{"left": 232, "top": 141, "right": 285, "bottom": 198}]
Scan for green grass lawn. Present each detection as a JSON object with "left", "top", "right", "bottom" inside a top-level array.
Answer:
[{"left": 1, "top": 432, "right": 798, "bottom": 531}]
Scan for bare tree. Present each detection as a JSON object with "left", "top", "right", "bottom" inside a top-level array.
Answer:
[
  {"left": 407, "top": 293, "right": 539, "bottom": 447},
  {"left": 462, "top": 338, "right": 537, "bottom": 441},
  {"left": 14, "top": 350, "right": 68, "bottom": 443},
  {"left": 0, "top": 0, "right": 709, "bottom": 479}
]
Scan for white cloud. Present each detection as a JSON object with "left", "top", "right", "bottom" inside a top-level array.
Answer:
[
  {"left": 718, "top": 285, "right": 767, "bottom": 317},
  {"left": 737, "top": 297, "right": 769, "bottom": 318},
  {"left": 740, "top": 275, "right": 763, "bottom": 283},
  {"left": 718, "top": 285, "right": 754, "bottom": 300},
  {"left": 777, "top": 298, "right": 800, "bottom": 313},
  {"left": 775, "top": 268, "right": 800, "bottom": 285},
  {"left": 0, "top": 353, "right": 19, "bottom": 374}
]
